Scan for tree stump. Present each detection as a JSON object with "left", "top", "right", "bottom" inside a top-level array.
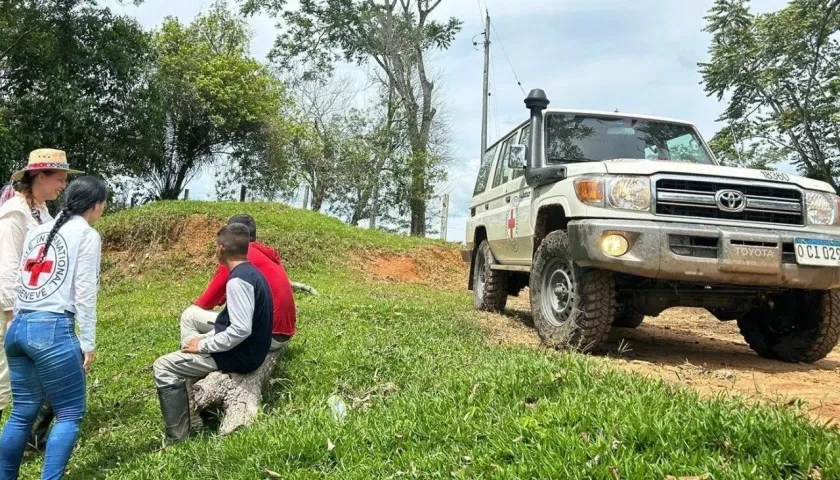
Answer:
[{"left": 191, "top": 348, "right": 283, "bottom": 436}]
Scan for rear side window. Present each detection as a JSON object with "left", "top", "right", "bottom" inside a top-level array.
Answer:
[{"left": 473, "top": 145, "right": 498, "bottom": 195}]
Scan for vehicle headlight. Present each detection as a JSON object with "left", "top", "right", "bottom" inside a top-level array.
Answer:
[
  {"left": 574, "top": 176, "right": 651, "bottom": 211},
  {"left": 607, "top": 176, "right": 651, "bottom": 211},
  {"left": 806, "top": 191, "right": 840, "bottom": 225}
]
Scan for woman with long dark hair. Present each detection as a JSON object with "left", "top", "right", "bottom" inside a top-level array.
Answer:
[
  {"left": 0, "top": 149, "right": 78, "bottom": 424},
  {"left": 0, "top": 176, "right": 106, "bottom": 480}
]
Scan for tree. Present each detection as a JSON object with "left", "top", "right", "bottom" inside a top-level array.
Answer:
[
  {"left": 1, "top": 0, "right": 153, "bottom": 182},
  {"left": 134, "top": 1, "right": 284, "bottom": 200},
  {"left": 248, "top": 0, "right": 461, "bottom": 235},
  {"left": 700, "top": 0, "right": 840, "bottom": 188}
]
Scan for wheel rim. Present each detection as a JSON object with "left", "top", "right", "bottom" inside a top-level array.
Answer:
[
  {"left": 475, "top": 251, "right": 486, "bottom": 299},
  {"left": 541, "top": 258, "right": 575, "bottom": 327}
]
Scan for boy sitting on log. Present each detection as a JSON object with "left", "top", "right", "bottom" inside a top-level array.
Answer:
[
  {"left": 152, "top": 223, "right": 273, "bottom": 443},
  {"left": 183, "top": 213, "right": 296, "bottom": 353}
]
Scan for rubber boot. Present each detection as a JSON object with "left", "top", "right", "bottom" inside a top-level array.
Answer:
[
  {"left": 28, "top": 402, "right": 54, "bottom": 451},
  {"left": 185, "top": 381, "right": 203, "bottom": 431},
  {"left": 156, "top": 383, "right": 190, "bottom": 444}
]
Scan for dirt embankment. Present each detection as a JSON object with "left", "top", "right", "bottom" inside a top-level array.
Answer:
[{"left": 360, "top": 250, "right": 840, "bottom": 425}]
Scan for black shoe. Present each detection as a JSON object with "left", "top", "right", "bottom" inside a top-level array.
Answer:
[{"left": 156, "top": 384, "right": 190, "bottom": 444}]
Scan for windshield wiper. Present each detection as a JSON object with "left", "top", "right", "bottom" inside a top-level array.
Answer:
[{"left": 548, "top": 157, "right": 592, "bottom": 163}]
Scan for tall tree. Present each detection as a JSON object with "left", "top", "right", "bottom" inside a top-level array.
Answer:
[
  {"left": 134, "top": 1, "right": 284, "bottom": 200},
  {"left": 0, "top": 0, "right": 152, "bottom": 182},
  {"left": 247, "top": 0, "right": 461, "bottom": 235},
  {"left": 700, "top": 0, "right": 840, "bottom": 188}
]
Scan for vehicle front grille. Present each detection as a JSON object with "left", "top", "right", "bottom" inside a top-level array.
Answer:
[{"left": 655, "top": 178, "right": 804, "bottom": 226}]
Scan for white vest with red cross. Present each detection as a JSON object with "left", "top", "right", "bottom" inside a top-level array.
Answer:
[{"left": 14, "top": 214, "right": 101, "bottom": 352}]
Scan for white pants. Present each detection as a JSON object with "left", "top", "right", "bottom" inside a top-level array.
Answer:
[{"left": 0, "top": 317, "right": 9, "bottom": 410}]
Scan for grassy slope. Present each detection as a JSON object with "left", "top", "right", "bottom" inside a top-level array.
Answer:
[{"left": 14, "top": 201, "right": 840, "bottom": 479}]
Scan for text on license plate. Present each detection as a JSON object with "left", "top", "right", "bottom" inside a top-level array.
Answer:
[{"left": 794, "top": 238, "right": 840, "bottom": 266}]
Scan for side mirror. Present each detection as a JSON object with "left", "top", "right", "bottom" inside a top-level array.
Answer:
[{"left": 508, "top": 144, "right": 527, "bottom": 170}]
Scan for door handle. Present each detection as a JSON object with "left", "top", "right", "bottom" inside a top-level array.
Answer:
[
  {"left": 484, "top": 204, "right": 489, "bottom": 210},
  {"left": 505, "top": 196, "right": 511, "bottom": 203}
]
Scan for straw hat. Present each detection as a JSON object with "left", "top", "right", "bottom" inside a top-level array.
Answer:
[{"left": 10, "top": 149, "right": 83, "bottom": 181}]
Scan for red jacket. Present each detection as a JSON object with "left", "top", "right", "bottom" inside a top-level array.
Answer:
[{"left": 194, "top": 242, "right": 296, "bottom": 337}]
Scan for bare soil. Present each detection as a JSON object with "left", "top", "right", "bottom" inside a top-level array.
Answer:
[{"left": 360, "top": 249, "right": 840, "bottom": 425}]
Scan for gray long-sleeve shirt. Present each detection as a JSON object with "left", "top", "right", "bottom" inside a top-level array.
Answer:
[{"left": 198, "top": 278, "right": 254, "bottom": 353}]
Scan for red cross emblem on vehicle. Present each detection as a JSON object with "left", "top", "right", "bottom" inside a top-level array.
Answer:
[
  {"left": 507, "top": 208, "right": 517, "bottom": 239},
  {"left": 24, "top": 247, "right": 54, "bottom": 287}
]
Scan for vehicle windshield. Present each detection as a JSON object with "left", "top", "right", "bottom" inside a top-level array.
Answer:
[{"left": 544, "top": 112, "right": 714, "bottom": 165}]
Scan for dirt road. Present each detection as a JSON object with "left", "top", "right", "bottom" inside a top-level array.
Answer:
[
  {"left": 362, "top": 249, "right": 840, "bottom": 425},
  {"left": 483, "top": 294, "right": 840, "bottom": 425}
]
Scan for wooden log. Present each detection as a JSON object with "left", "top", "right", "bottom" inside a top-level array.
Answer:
[
  {"left": 191, "top": 348, "right": 283, "bottom": 435},
  {"left": 290, "top": 281, "right": 318, "bottom": 295}
]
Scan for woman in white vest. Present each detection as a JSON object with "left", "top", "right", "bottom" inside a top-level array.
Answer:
[
  {"left": 0, "top": 149, "right": 79, "bottom": 424},
  {"left": 0, "top": 176, "right": 106, "bottom": 480}
]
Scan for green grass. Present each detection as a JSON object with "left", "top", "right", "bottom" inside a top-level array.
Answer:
[{"left": 11, "top": 201, "right": 840, "bottom": 479}]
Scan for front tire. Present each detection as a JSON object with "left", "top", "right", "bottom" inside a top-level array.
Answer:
[
  {"left": 472, "top": 240, "right": 508, "bottom": 312},
  {"left": 737, "top": 290, "right": 840, "bottom": 363},
  {"left": 529, "top": 230, "right": 615, "bottom": 353}
]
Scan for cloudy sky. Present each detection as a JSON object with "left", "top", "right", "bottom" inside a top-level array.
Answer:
[{"left": 111, "top": 0, "right": 793, "bottom": 242}]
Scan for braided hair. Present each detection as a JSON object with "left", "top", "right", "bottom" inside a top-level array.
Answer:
[{"left": 39, "top": 176, "right": 107, "bottom": 262}]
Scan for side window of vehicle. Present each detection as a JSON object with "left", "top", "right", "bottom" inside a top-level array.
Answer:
[
  {"left": 473, "top": 144, "right": 498, "bottom": 195},
  {"left": 492, "top": 136, "right": 516, "bottom": 188},
  {"left": 512, "top": 125, "right": 530, "bottom": 180}
]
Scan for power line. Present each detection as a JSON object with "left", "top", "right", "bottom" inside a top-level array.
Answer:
[
  {"left": 475, "top": 0, "right": 484, "bottom": 26},
  {"left": 490, "top": 19, "right": 526, "bottom": 96}
]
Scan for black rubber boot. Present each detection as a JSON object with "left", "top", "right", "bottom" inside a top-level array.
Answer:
[
  {"left": 28, "top": 403, "right": 54, "bottom": 451},
  {"left": 156, "top": 383, "right": 190, "bottom": 444}
]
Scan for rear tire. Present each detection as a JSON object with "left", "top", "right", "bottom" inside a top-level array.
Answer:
[
  {"left": 472, "top": 240, "right": 508, "bottom": 312},
  {"left": 529, "top": 230, "right": 615, "bottom": 353},
  {"left": 737, "top": 290, "right": 840, "bottom": 363}
]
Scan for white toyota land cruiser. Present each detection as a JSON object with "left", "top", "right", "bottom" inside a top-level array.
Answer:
[{"left": 464, "top": 88, "right": 840, "bottom": 363}]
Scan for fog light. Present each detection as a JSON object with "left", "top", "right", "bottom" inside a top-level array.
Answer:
[{"left": 601, "top": 234, "right": 629, "bottom": 257}]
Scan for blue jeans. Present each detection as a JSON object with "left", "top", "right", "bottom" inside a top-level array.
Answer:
[{"left": 0, "top": 311, "right": 86, "bottom": 480}]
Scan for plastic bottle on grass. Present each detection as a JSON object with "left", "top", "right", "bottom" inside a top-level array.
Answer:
[{"left": 327, "top": 395, "right": 348, "bottom": 423}]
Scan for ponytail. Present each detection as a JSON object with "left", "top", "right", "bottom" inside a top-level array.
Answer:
[
  {"left": 39, "top": 208, "right": 76, "bottom": 262},
  {"left": 35, "top": 176, "right": 108, "bottom": 263}
]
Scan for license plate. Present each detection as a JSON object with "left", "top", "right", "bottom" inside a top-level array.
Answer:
[{"left": 794, "top": 238, "right": 840, "bottom": 266}]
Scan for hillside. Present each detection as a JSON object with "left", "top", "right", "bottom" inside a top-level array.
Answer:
[{"left": 16, "top": 201, "right": 840, "bottom": 479}]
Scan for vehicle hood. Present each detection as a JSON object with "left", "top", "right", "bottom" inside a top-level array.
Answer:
[{"left": 602, "top": 159, "right": 835, "bottom": 193}]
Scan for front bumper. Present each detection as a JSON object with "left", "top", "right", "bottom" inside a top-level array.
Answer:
[{"left": 568, "top": 219, "right": 840, "bottom": 290}]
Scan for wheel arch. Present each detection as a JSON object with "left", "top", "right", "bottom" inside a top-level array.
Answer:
[
  {"left": 533, "top": 203, "right": 569, "bottom": 257},
  {"left": 468, "top": 226, "right": 489, "bottom": 290}
]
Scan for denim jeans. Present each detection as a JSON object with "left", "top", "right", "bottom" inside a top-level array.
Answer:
[{"left": 0, "top": 311, "right": 86, "bottom": 480}]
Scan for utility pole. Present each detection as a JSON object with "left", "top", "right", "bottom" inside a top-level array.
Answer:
[
  {"left": 440, "top": 193, "right": 450, "bottom": 241},
  {"left": 183, "top": 189, "right": 189, "bottom": 201},
  {"left": 480, "top": 11, "right": 491, "bottom": 157},
  {"left": 239, "top": 185, "right": 246, "bottom": 202}
]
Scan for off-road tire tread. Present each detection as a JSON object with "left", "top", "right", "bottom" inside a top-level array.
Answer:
[
  {"left": 473, "top": 240, "right": 508, "bottom": 312},
  {"left": 738, "top": 290, "right": 840, "bottom": 363},
  {"left": 530, "top": 230, "right": 615, "bottom": 352}
]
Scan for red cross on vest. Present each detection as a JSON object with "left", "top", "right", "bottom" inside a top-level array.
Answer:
[
  {"left": 507, "top": 208, "right": 517, "bottom": 239},
  {"left": 24, "top": 246, "right": 54, "bottom": 287}
]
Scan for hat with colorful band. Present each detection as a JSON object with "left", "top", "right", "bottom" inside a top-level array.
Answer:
[{"left": 10, "top": 148, "right": 83, "bottom": 181}]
